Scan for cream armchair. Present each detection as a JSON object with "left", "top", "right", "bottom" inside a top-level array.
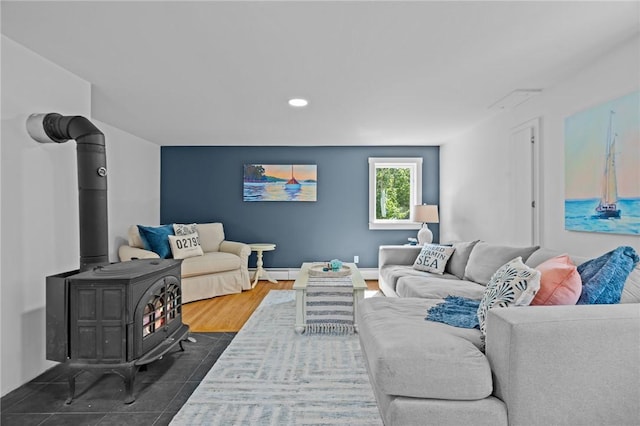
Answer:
[{"left": 119, "top": 222, "right": 251, "bottom": 303}]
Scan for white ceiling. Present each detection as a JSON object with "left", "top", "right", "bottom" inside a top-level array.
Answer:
[{"left": 2, "top": 1, "right": 639, "bottom": 146}]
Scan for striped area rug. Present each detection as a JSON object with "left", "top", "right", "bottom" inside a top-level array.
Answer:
[{"left": 170, "top": 290, "right": 382, "bottom": 425}]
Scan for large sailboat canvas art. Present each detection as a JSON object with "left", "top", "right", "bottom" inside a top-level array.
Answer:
[
  {"left": 565, "top": 91, "right": 640, "bottom": 235},
  {"left": 243, "top": 164, "right": 317, "bottom": 202}
]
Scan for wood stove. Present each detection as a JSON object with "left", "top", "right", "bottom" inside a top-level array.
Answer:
[
  {"left": 46, "top": 258, "right": 189, "bottom": 404},
  {"left": 27, "top": 113, "right": 191, "bottom": 404}
]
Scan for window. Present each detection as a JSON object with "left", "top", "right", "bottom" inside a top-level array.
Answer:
[{"left": 368, "top": 157, "right": 422, "bottom": 230}]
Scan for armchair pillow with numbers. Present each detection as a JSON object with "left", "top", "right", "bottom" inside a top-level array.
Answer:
[{"left": 168, "top": 232, "right": 204, "bottom": 259}]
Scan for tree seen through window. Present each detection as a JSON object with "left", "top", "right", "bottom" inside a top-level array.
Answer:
[
  {"left": 376, "top": 167, "right": 411, "bottom": 220},
  {"left": 368, "top": 157, "right": 422, "bottom": 230}
]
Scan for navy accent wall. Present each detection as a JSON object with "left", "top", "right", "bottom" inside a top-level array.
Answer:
[{"left": 161, "top": 146, "right": 439, "bottom": 268}]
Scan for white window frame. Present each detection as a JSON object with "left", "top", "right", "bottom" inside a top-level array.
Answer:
[{"left": 368, "top": 157, "right": 423, "bottom": 230}]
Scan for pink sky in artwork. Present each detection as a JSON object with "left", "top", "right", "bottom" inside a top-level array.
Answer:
[
  {"left": 261, "top": 165, "right": 317, "bottom": 181},
  {"left": 565, "top": 91, "right": 639, "bottom": 200}
]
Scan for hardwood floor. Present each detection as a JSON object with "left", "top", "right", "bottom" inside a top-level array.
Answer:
[{"left": 182, "top": 279, "right": 379, "bottom": 332}]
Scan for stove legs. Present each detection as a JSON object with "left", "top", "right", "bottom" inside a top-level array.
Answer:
[
  {"left": 119, "top": 365, "right": 138, "bottom": 404},
  {"left": 65, "top": 370, "right": 83, "bottom": 404},
  {"left": 64, "top": 363, "right": 140, "bottom": 405},
  {"left": 63, "top": 325, "right": 191, "bottom": 405}
]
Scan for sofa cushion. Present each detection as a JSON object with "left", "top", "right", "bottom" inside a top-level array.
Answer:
[
  {"left": 358, "top": 297, "right": 492, "bottom": 400},
  {"left": 128, "top": 225, "right": 146, "bottom": 249},
  {"left": 464, "top": 242, "right": 539, "bottom": 285},
  {"left": 531, "top": 255, "right": 582, "bottom": 306},
  {"left": 381, "top": 265, "right": 459, "bottom": 294},
  {"left": 168, "top": 233, "right": 204, "bottom": 260},
  {"left": 621, "top": 265, "right": 640, "bottom": 303},
  {"left": 196, "top": 223, "right": 225, "bottom": 253},
  {"left": 526, "top": 247, "right": 588, "bottom": 268},
  {"left": 181, "top": 251, "right": 241, "bottom": 278},
  {"left": 476, "top": 257, "right": 541, "bottom": 335},
  {"left": 445, "top": 240, "right": 480, "bottom": 279},
  {"left": 396, "top": 275, "right": 486, "bottom": 300},
  {"left": 413, "top": 244, "right": 456, "bottom": 274}
]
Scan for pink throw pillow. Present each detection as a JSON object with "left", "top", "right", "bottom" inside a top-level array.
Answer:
[{"left": 531, "top": 255, "right": 582, "bottom": 305}]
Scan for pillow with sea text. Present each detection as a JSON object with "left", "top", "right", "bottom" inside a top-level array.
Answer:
[{"left": 413, "top": 244, "right": 456, "bottom": 275}]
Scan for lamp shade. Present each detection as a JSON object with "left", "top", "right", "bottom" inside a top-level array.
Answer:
[{"left": 413, "top": 204, "right": 439, "bottom": 223}]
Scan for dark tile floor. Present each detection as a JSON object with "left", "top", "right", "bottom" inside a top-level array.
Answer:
[{"left": 1, "top": 332, "right": 235, "bottom": 426}]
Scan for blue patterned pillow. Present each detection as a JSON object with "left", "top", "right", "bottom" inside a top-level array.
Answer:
[
  {"left": 137, "top": 224, "right": 175, "bottom": 259},
  {"left": 476, "top": 257, "right": 541, "bottom": 335},
  {"left": 577, "top": 246, "right": 639, "bottom": 305}
]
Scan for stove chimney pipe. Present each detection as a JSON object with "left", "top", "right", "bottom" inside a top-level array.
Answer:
[{"left": 26, "top": 113, "right": 108, "bottom": 271}]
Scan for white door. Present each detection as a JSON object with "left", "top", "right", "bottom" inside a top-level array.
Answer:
[{"left": 509, "top": 120, "right": 539, "bottom": 246}]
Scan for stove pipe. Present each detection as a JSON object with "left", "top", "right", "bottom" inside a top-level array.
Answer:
[{"left": 26, "top": 113, "right": 108, "bottom": 271}]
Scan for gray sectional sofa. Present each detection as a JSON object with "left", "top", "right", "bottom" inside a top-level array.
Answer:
[{"left": 357, "top": 242, "right": 640, "bottom": 426}]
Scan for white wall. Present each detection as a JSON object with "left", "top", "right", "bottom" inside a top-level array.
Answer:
[
  {"left": 0, "top": 36, "right": 160, "bottom": 396},
  {"left": 0, "top": 36, "right": 3, "bottom": 405},
  {"left": 441, "top": 34, "right": 640, "bottom": 257},
  {"left": 97, "top": 120, "right": 160, "bottom": 260}
]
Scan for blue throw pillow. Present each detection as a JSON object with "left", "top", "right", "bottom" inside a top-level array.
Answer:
[
  {"left": 577, "top": 246, "right": 639, "bottom": 305},
  {"left": 137, "top": 224, "right": 175, "bottom": 259}
]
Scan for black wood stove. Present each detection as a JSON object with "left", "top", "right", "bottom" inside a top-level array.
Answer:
[
  {"left": 26, "top": 113, "right": 190, "bottom": 404},
  {"left": 46, "top": 259, "right": 189, "bottom": 403}
]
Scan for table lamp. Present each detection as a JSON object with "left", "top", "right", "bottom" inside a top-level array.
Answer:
[{"left": 413, "top": 204, "right": 439, "bottom": 245}]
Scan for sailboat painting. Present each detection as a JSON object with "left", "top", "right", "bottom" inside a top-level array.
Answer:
[
  {"left": 243, "top": 164, "right": 317, "bottom": 202},
  {"left": 564, "top": 91, "right": 639, "bottom": 235}
]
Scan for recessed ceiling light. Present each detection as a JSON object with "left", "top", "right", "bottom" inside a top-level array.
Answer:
[{"left": 288, "top": 98, "right": 309, "bottom": 107}]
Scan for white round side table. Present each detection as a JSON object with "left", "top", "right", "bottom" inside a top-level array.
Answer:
[{"left": 249, "top": 243, "right": 278, "bottom": 288}]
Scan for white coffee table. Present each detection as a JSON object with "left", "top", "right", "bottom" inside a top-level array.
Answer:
[{"left": 292, "top": 262, "right": 367, "bottom": 334}]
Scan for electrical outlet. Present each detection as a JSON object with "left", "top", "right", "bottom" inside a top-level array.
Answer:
[{"left": 353, "top": 255, "right": 359, "bottom": 264}]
